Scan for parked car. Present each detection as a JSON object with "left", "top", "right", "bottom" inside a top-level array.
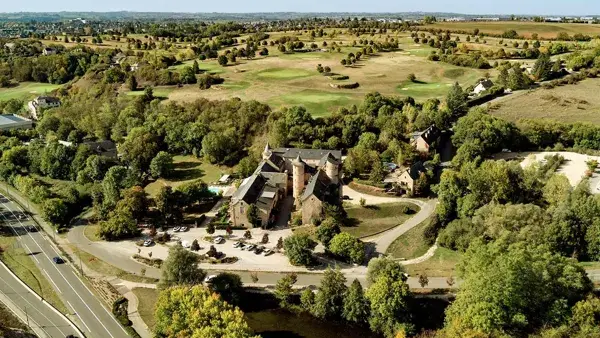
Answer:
[
  {"left": 254, "top": 246, "right": 264, "bottom": 254},
  {"left": 181, "top": 240, "right": 191, "bottom": 248},
  {"left": 263, "top": 249, "right": 273, "bottom": 256},
  {"left": 143, "top": 239, "right": 154, "bottom": 247},
  {"left": 246, "top": 244, "right": 256, "bottom": 251},
  {"left": 342, "top": 195, "right": 351, "bottom": 200},
  {"left": 52, "top": 256, "right": 64, "bottom": 264},
  {"left": 214, "top": 236, "right": 224, "bottom": 244},
  {"left": 179, "top": 226, "right": 188, "bottom": 232},
  {"left": 27, "top": 226, "right": 37, "bottom": 232},
  {"left": 233, "top": 241, "right": 242, "bottom": 248},
  {"left": 204, "top": 275, "right": 217, "bottom": 284},
  {"left": 173, "top": 226, "right": 181, "bottom": 232}
]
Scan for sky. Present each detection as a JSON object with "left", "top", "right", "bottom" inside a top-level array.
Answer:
[{"left": 2, "top": 0, "right": 600, "bottom": 16}]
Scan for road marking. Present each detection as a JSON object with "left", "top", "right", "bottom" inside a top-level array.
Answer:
[
  {"left": 43, "top": 268, "right": 62, "bottom": 293},
  {"left": 0, "top": 273, "right": 65, "bottom": 337},
  {"left": 68, "top": 300, "right": 92, "bottom": 333},
  {"left": 0, "top": 199, "right": 120, "bottom": 338}
]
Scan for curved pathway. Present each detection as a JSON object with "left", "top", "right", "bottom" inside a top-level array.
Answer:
[
  {"left": 401, "top": 243, "right": 438, "bottom": 265},
  {"left": 342, "top": 185, "right": 438, "bottom": 255}
]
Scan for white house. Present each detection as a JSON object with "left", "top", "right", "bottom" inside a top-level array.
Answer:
[
  {"left": 473, "top": 79, "right": 494, "bottom": 95},
  {"left": 42, "top": 47, "right": 57, "bottom": 56},
  {"left": 28, "top": 96, "right": 61, "bottom": 120}
]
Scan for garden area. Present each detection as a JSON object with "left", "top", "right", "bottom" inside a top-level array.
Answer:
[
  {"left": 386, "top": 218, "right": 431, "bottom": 260},
  {"left": 343, "top": 202, "right": 420, "bottom": 238}
]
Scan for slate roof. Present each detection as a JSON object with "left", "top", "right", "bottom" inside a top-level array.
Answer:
[
  {"left": 232, "top": 172, "right": 287, "bottom": 212},
  {"left": 301, "top": 170, "right": 332, "bottom": 202},
  {"left": 406, "top": 161, "right": 426, "bottom": 180},
  {"left": 84, "top": 140, "right": 117, "bottom": 158},
  {"left": 232, "top": 174, "right": 267, "bottom": 205},
  {"left": 411, "top": 125, "right": 440, "bottom": 146},
  {"left": 477, "top": 79, "right": 494, "bottom": 90},
  {"left": 272, "top": 148, "right": 342, "bottom": 162}
]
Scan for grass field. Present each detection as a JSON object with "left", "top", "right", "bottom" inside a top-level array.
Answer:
[
  {"left": 132, "top": 287, "right": 158, "bottom": 330},
  {"left": 83, "top": 224, "right": 101, "bottom": 242},
  {"left": 404, "top": 247, "right": 462, "bottom": 278},
  {"left": 386, "top": 218, "right": 431, "bottom": 260},
  {"left": 0, "top": 229, "right": 67, "bottom": 314},
  {"left": 69, "top": 245, "right": 158, "bottom": 284},
  {"left": 423, "top": 21, "right": 600, "bottom": 39},
  {"left": 169, "top": 60, "right": 226, "bottom": 74},
  {"left": 144, "top": 155, "right": 227, "bottom": 197},
  {"left": 343, "top": 203, "right": 420, "bottom": 238},
  {"left": 489, "top": 78, "right": 600, "bottom": 125},
  {"left": 0, "top": 82, "right": 61, "bottom": 101},
  {"left": 125, "top": 86, "right": 174, "bottom": 99}
]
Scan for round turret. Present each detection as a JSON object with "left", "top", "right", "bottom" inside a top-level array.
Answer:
[
  {"left": 292, "top": 155, "right": 305, "bottom": 200},
  {"left": 262, "top": 143, "right": 272, "bottom": 161}
]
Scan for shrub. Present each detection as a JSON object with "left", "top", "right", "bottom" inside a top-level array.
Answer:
[{"left": 112, "top": 297, "right": 131, "bottom": 326}]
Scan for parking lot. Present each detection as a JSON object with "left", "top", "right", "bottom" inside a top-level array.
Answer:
[{"left": 130, "top": 226, "right": 296, "bottom": 270}]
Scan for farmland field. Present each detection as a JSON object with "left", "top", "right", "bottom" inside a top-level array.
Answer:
[
  {"left": 423, "top": 21, "right": 600, "bottom": 39},
  {"left": 488, "top": 78, "right": 600, "bottom": 125},
  {"left": 0, "top": 82, "right": 61, "bottom": 101}
]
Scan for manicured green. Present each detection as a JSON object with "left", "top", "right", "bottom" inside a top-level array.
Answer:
[
  {"left": 256, "top": 68, "right": 314, "bottom": 80},
  {"left": 404, "top": 247, "right": 462, "bottom": 278},
  {"left": 170, "top": 60, "right": 225, "bottom": 74},
  {"left": 0, "top": 82, "right": 62, "bottom": 101},
  {"left": 343, "top": 203, "right": 420, "bottom": 238},
  {"left": 126, "top": 87, "right": 174, "bottom": 98},
  {"left": 268, "top": 90, "right": 360, "bottom": 117}
]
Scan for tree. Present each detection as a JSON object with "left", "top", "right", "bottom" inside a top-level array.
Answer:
[
  {"left": 418, "top": 274, "right": 429, "bottom": 288},
  {"left": 244, "top": 230, "right": 252, "bottom": 239},
  {"left": 313, "top": 268, "right": 347, "bottom": 319},
  {"left": 261, "top": 233, "right": 269, "bottom": 244},
  {"left": 246, "top": 204, "right": 261, "bottom": 228},
  {"left": 190, "top": 239, "right": 200, "bottom": 251},
  {"left": 316, "top": 217, "right": 341, "bottom": 248},
  {"left": 127, "top": 74, "right": 137, "bottom": 91},
  {"left": 159, "top": 244, "right": 206, "bottom": 289},
  {"left": 328, "top": 233, "right": 366, "bottom": 264},
  {"left": 366, "top": 269, "right": 412, "bottom": 337},
  {"left": 343, "top": 279, "right": 369, "bottom": 323},
  {"left": 407, "top": 73, "right": 416, "bottom": 82},
  {"left": 369, "top": 160, "right": 386, "bottom": 184},
  {"left": 543, "top": 174, "right": 572, "bottom": 206},
  {"left": 446, "top": 82, "right": 468, "bottom": 117},
  {"left": 532, "top": 53, "right": 552, "bottom": 81},
  {"left": 98, "top": 209, "right": 140, "bottom": 240},
  {"left": 120, "top": 127, "right": 159, "bottom": 172},
  {"left": 274, "top": 273, "right": 297, "bottom": 307},
  {"left": 283, "top": 233, "right": 317, "bottom": 266},
  {"left": 237, "top": 156, "right": 258, "bottom": 178},
  {"left": 443, "top": 241, "right": 593, "bottom": 337},
  {"left": 154, "top": 285, "right": 257, "bottom": 338},
  {"left": 192, "top": 60, "right": 200, "bottom": 74},
  {"left": 41, "top": 198, "right": 69, "bottom": 227},
  {"left": 117, "top": 186, "right": 148, "bottom": 220},
  {"left": 300, "top": 288, "right": 315, "bottom": 311},
  {"left": 206, "top": 222, "right": 215, "bottom": 234},
  {"left": 446, "top": 276, "right": 455, "bottom": 288},
  {"left": 143, "top": 86, "right": 154, "bottom": 102},
  {"left": 180, "top": 66, "right": 197, "bottom": 84},
  {"left": 208, "top": 272, "right": 244, "bottom": 305},
  {"left": 150, "top": 151, "right": 174, "bottom": 178},
  {"left": 276, "top": 237, "right": 283, "bottom": 250},
  {"left": 250, "top": 272, "right": 259, "bottom": 283},
  {"left": 218, "top": 55, "right": 228, "bottom": 67},
  {"left": 367, "top": 256, "right": 406, "bottom": 284}
]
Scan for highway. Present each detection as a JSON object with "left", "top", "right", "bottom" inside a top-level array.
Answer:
[{"left": 0, "top": 193, "right": 129, "bottom": 338}]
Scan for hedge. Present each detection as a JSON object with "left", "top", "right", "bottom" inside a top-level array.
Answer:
[{"left": 329, "top": 82, "right": 360, "bottom": 89}]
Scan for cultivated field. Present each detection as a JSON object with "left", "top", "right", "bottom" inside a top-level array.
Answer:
[
  {"left": 488, "top": 78, "right": 600, "bottom": 125},
  {"left": 423, "top": 21, "right": 600, "bottom": 39}
]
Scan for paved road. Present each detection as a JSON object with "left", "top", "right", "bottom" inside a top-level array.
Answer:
[
  {"left": 0, "top": 193, "right": 129, "bottom": 338},
  {"left": 0, "top": 262, "right": 78, "bottom": 338}
]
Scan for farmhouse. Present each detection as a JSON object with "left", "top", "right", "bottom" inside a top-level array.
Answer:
[
  {"left": 28, "top": 96, "right": 61, "bottom": 120},
  {"left": 396, "top": 162, "right": 427, "bottom": 193},
  {"left": 230, "top": 144, "right": 342, "bottom": 227},
  {"left": 473, "top": 79, "right": 494, "bottom": 95},
  {"left": 411, "top": 125, "right": 440, "bottom": 154}
]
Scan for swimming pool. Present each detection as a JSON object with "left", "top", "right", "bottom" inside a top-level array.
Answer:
[{"left": 208, "top": 186, "right": 225, "bottom": 194}]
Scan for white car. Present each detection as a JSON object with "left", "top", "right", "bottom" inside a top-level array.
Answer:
[
  {"left": 173, "top": 227, "right": 181, "bottom": 232},
  {"left": 143, "top": 239, "right": 153, "bottom": 247},
  {"left": 263, "top": 249, "right": 273, "bottom": 256},
  {"left": 214, "top": 236, "right": 224, "bottom": 244},
  {"left": 233, "top": 241, "right": 242, "bottom": 248},
  {"left": 204, "top": 275, "right": 217, "bottom": 283},
  {"left": 180, "top": 226, "right": 188, "bottom": 232},
  {"left": 181, "top": 240, "right": 191, "bottom": 248}
]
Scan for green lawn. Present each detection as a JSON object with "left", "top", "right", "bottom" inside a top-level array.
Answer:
[
  {"left": 169, "top": 60, "right": 226, "bottom": 74},
  {"left": 144, "top": 155, "right": 228, "bottom": 197},
  {"left": 219, "top": 81, "right": 251, "bottom": 91},
  {"left": 83, "top": 224, "right": 101, "bottom": 242},
  {"left": 0, "top": 82, "right": 62, "bottom": 101},
  {"left": 69, "top": 245, "right": 158, "bottom": 284},
  {"left": 396, "top": 81, "right": 453, "bottom": 99},
  {"left": 267, "top": 89, "right": 361, "bottom": 118},
  {"left": 386, "top": 218, "right": 431, "bottom": 260},
  {"left": 125, "top": 87, "right": 174, "bottom": 98},
  {"left": 255, "top": 68, "right": 314, "bottom": 80},
  {"left": 404, "top": 247, "right": 462, "bottom": 278},
  {"left": 343, "top": 203, "right": 420, "bottom": 238},
  {"left": 132, "top": 287, "right": 158, "bottom": 330},
  {"left": 0, "top": 229, "right": 68, "bottom": 314}
]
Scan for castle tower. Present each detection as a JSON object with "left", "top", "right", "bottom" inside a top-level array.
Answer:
[
  {"left": 292, "top": 154, "right": 305, "bottom": 201},
  {"left": 324, "top": 153, "right": 339, "bottom": 184},
  {"left": 262, "top": 143, "right": 271, "bottom": 161}
]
